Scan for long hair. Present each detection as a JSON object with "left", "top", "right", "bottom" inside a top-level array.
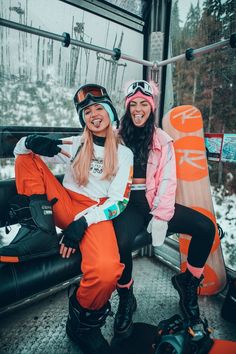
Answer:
[
  {"left": 72, "top": 125, "right": 119, "bottom": 186},
  {"left": 119, "top": 108, "right": 155, "bottom": 164}
]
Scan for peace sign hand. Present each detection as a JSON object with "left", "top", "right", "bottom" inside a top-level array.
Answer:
[{"left": 25, "top": 134, "right": 72, "bottom": 158}]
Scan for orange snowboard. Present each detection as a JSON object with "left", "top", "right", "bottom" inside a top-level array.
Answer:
[{"left": 162, "top": 105, "right": 226, "bottom": 295}]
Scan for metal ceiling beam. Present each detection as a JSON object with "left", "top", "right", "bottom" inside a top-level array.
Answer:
[{"left": 60, "top": 0, "right": 145, "bottom": 33}]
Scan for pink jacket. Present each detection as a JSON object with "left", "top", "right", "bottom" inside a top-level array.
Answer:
[{"left": 146, "top": 127, "right": 177, "bottom": 221}]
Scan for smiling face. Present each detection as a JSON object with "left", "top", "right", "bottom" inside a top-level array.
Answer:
[
  {"left": 129, "top": 97, "right": 152, "bottom": 127},
  {"left": 84, "top": 103, "right": 110, "bottom": 137}
]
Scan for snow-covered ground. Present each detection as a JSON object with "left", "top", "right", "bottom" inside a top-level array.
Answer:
[{"left": 211, "top": 187, "right": 236, "bottom": 271}]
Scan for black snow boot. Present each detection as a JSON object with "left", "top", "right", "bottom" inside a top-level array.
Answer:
[
  {"left": 113, "top": 283, "right": 137, "bottom": 339},
  {"left": 66, "top": 287, "right": 112, "bottom": 354},
  {"left": 0, "top": 194, "right": 59, "bottom": 263},
  {"left": 172, "top": 269, "right": 204, "bottom": 321}
]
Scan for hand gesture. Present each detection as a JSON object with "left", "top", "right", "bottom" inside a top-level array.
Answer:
[{"left": 25, "top": 134, "right": 72, "bottom": 158}]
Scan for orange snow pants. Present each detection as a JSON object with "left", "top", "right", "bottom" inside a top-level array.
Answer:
[{"left": 15, "top": 154, "right": 124, "bottom": 310}]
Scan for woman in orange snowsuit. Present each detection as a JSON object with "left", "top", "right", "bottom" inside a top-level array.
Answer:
[{"left": 0, "top": 84, "right": 133, "bottom": 354}]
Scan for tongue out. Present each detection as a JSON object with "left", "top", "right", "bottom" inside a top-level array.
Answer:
[
  {"left": 93, "top": 119, "right": 101, "bottom": 128},
  {"left": 134, "top": 116, "right": 143, "bottom": 124}
]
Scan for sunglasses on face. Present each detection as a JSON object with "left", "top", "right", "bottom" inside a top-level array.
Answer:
[{"left": 126, "top": 80, "right": 153, "bottom": 98}]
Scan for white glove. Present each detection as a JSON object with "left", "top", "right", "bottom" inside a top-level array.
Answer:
[{"left": 147, "top": 217, "right": 168, "bottom": 247}]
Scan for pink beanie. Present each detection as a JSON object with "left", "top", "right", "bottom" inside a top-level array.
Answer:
[{"left": 125, "top": 91, "right": 155, "bottom": 112}]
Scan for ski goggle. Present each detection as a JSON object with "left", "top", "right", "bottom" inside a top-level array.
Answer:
[
  {"left": 126, "top": 80, "right": 153, "bottom": 98},
  {"left": 74, "top": 84, "right": 111, "bottom": 111},
  {"left": 75, "top": 85, "right": 109, "bottom": 103}
]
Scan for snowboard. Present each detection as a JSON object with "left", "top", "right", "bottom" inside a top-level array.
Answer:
[
  {"left": 162, "top": 105, "right": 226, "bottom": 295},
  {"left": 111, "top": 322, "right": 236, "bottom": 354}
]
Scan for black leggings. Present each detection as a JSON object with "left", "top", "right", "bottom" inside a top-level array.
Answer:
[{"left": 113, "top": 191, "right": 215, "bottom": 285}]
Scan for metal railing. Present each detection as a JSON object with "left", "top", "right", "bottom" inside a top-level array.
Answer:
[{"left": 1, "top": 18, "right": 235, "bottom": 69}]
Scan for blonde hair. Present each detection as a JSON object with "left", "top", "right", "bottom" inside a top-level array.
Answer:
[{"left": 72, "top": 125, "right": 119, "bottom": 186}]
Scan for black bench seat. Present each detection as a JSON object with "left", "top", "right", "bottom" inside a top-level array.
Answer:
[{"left": 0, "top": 177, "right": 152, "bottom": 313}]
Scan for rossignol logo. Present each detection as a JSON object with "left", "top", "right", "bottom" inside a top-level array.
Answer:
[
  {"left": 170, "top": 106, "right": 203, "bottom": 133},
  {"left": 174, "top": 136, "right": 208, "bottom": 181},
  {"left": 177, "top": 149, "right": 206, "bottom": 169}
]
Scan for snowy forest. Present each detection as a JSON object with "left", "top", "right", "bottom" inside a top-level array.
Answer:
[
  {"left": 0, "top": 0, "right": 144, "bottom": 130},
  {"left": 0, "top": 0, "right": 235, "bottom": 269}
]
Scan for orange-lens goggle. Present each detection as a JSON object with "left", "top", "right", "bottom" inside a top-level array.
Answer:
[{"left": 74, "top": 85, "right": 109, "bottom": 104}]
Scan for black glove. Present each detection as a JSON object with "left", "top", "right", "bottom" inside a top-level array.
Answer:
[
  {"left": 62, "top": 216, "right": 88, "bottom": 249},
  {"left": 25, "top": 134, "right": 63, "bottom": 157}
]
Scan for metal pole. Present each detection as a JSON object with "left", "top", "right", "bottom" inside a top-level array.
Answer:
[
  {"left": 0, "top": 18, "right": 235, "bottom": 69},
  {"left": 0, "top": 18, "right": 63, "bottom": 43},
  {"left": 0, "top": 18, "right": 154, "bottom": 67},
  {"left": 158, "top": 38, "right": 231, "bottom": 67}
]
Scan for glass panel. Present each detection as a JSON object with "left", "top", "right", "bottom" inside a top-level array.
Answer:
[
  {"left": 0, "top": 0, "right": 143, "bottom": 179},
  {"left": 0, "top": 0, "right": 143, "bottom": 128},
  {"left": 104, "top": 0, "right": 149, "bottom": 18},
  {"left": 166, "top": 0, "right": 236, "bottom": 270}
]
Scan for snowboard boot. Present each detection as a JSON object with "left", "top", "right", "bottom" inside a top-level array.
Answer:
[
  {"left": 66, "top": 287, "right": 112, "bottom": 354},
  {"left": 221, "top": 278, "right": 236, "bottom": 324},
  {"left": 0, "top": 194, "right": 59, "bottom": 263},
  {"left": 171, "top": 269, "right": 204, "bottom": 321},
  {"left": 113, "top": 283, "right": 137, "bottom": 339}
]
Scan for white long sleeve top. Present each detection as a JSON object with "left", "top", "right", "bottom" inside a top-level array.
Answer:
[{"left": 14, "top": 135, "right": 133, "bottom": 226}]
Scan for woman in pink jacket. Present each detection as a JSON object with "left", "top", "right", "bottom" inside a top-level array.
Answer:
[{"left": 112, "top": 80, "right": 215, "bottom": 340}]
